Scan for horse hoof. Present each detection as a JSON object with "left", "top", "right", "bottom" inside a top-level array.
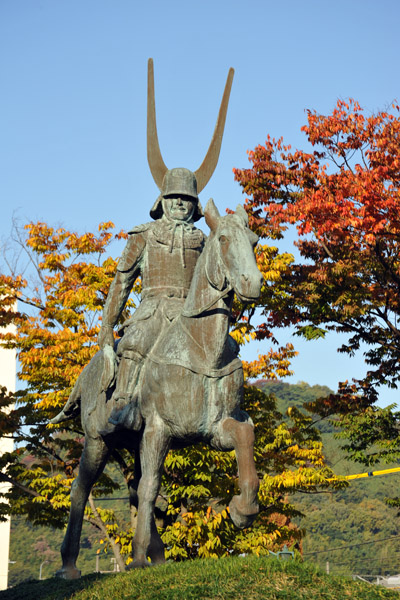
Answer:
[
  {"left": 229, "top": 496, "right": 259, "bottom": 529},
  {"left": 129, "top": 559, "right": 151, "bottom": 569},
  {"left": 55, "top": 566, "right": 81, "bottom": 579},
  {"left": 149, "top": 555, "right": 165, "bottom": 566}
]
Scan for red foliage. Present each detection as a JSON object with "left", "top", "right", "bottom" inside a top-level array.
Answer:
[{"left": 234, "top": 99, "right": 400, "bottom": 408}]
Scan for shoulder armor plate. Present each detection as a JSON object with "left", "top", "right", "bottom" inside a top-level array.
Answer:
[{"left": 127, "top": 222, "right": 153, "bottom": 235}]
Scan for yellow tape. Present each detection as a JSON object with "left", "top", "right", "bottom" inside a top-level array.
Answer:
[{"left": 331, "top": 467, "right": 400, "bottom": 482}]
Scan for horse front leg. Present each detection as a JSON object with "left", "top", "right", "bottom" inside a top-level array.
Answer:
[
  {"left": 214, "top": 416, "right": 259, "bottom": 529},
  {"left": 131, "top": 418, "right": 170, "bottom": 568},
  {"left": 127, "top": 447, "right": 165, "bottom": 566},
  {"left": 56, "top": 436, "right": 110, "bottom": 579}
]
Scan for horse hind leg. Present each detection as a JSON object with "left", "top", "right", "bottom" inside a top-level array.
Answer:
[
  {"left": 212, "top": 416, "right": 259, "bottom": 529},
  {"left": 56, "top": 436, "right": 110, "bottom": 579}
]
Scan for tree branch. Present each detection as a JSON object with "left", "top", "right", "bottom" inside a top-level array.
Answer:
[
  {"left": 88, "top": 493, "right": 126, "bottom": 572},
  {"left": 0, "top": 472, "right": 42, "bottom": 498}
]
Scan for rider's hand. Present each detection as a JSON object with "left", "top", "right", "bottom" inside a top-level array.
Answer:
[{"left": 98, "top": 325, "right": 114, "bottom": 349}]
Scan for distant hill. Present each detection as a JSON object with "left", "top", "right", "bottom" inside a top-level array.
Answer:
[
  {"left": 257, "top": 380, "right": 400, "bottom": 578},
  {"left": 253, "top": 380, "right": 334, "bottom": 432}
]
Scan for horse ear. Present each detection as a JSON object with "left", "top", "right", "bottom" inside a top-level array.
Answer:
[
  {"left": 235, "top": 204, "right": 249, "bottom": 226},
  {"left": 205, "top": 199, "right": 220, "bottom": 232}
]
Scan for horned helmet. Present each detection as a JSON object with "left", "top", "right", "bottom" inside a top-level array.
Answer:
[{"left": 147, "top": 59, "right": 234, "bottom": 222}]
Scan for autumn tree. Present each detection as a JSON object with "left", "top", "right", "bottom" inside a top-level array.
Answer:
[
  {"left": 0, "top": 221, "right": 133, "bottom": 570},
  {"left": 0, "top": 217, "right": 339, "bottom": 569},
  {"left": 234, "top": 99, "right": 400, "bottom": 478}
]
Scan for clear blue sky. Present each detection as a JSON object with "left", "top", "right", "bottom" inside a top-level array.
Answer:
[{"left": 1, "top": 0, "right": 400, "bottom": 405}]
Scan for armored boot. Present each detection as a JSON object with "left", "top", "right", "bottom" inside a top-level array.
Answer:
[{"left": 108, "top": 353, "right": 143, "bottom": 431}]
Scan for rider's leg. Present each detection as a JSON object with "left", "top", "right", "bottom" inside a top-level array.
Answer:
[
  {"left": 107, "top": 317, "right": 160, "bottom": 430},
  {"left": 109, "top": 352, "right": 143, "bottom": 429},
  {"left": 114, "top": 352, "right": 142, "bottom": 401}
]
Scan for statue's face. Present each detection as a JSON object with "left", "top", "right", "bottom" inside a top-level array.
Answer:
[{"left": 163, "top": 196, "right": 196, "bottom": 222}]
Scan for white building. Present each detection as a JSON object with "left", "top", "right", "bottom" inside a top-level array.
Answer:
[
  {"left": 0, "top": 318, "right": 16, "bottom": 590},
  {"left": 376, "top": 574, "right": 400, "bottom": 589}
]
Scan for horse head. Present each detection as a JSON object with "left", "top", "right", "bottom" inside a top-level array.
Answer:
[{"left": 204, "top": 199, "right": 263, "bottom": 303}]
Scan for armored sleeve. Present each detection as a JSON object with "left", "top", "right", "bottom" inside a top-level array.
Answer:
[
  {"left": 117, "top": 224, "right": 150, "bottom": 272},
  {"left": 101, "top": 229, "right": 147, "bottom": 328}
]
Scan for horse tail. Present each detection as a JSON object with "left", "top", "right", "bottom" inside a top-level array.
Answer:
[
  {"left": 49, "top": 376, "right": 82, "bottom": 424},
  {"left": 49, "top": 347, "right": 116, "bottom": 425}
]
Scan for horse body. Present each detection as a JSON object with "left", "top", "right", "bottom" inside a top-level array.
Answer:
[
  {"left": 55, "top": 200, "right": 263, "bottom": 578},
  {"left": 140, "top": 359, "right": 244, "bottom": 448}
]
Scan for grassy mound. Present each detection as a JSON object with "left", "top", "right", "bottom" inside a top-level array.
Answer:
[{"left": 0, "top": 555, "right": 397, "bottom": 600}]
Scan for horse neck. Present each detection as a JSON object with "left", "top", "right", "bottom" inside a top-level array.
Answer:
[{"left": 181, "top": 242, "right": 233, "bottom": 369}]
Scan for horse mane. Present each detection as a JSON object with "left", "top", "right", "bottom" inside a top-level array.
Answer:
[{"left": 181, "top": 230, "right": 232, "bottom": 319}]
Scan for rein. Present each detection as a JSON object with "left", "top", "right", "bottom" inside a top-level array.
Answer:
[{"left": 181, "top": 283, "right": 233, "bottom": 318}]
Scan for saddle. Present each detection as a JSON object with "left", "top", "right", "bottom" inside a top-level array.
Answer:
[{"left": 148, "top": 317, "right": 242, "bottom": 379}]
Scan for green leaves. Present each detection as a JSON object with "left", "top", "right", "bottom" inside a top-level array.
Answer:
[{"left": 293, "top": 326, "right": 327, "bottom": 341}]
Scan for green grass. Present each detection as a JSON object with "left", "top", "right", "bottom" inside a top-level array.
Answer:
[{"left": 1, "top": 555, "right": 397, "bottom": 600}]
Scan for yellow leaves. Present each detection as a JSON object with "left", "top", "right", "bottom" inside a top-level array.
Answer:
[
  {"left": 25, "top": 221, "right": 119, "bottom": 259},
  {"left": 285, "top": 443, "right": 325, "bottom": 467},
  {"left": 263, "top": 269, "right": 284, "bottom": 282},
  {"left": 230, "top": 325, "right": 257, "bottom": 346},
  {"left": 0, "top": 222, "right": 127, "bottom": 414},
  {"left": 232, "top": 527, "right": 290, "bottom": 558},
  {"left": 255, "top": 245, "right": 294, "bottom": 283},
  {"left": 161, "top": 506, "right": 232, "bottom": 560},
  {"left": 261, "top": 464, "right": 333, "bottom": 493},
  {"left": 98, "top": 221, "right": 115, "bottom": 232},
  {"left": 242, "top": 345, "right": 297, "bottom": 380}
]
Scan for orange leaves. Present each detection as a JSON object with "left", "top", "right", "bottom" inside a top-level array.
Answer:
[
  {"left": 236, "top": 98, "right": 400, "bottom": 260},
  {"left": 303, "top": 99, "right": 366, "bottom": 152},
  {"left": 236, "top": 98, "right": 400, "bottom": 254}
]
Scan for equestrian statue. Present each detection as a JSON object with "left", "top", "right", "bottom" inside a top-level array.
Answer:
[{"left": 51, "top": 59, "right": 264, "bottom": 578}]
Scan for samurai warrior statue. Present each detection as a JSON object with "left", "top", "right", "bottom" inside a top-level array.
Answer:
[{"left": 97, "top": 60, "right": 234, "bottom": 431}]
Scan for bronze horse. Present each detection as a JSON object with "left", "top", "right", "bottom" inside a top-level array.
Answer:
[{"left": 53, "top": 199, "right": 263, "bottom": 578}]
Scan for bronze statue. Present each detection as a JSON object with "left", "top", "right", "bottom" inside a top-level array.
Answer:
[
  {"left": 98, "top": 58, "right": 234, "bottom": 431},
  {"left": 52, "top": 59, "right": 263, "bottom": 578}
]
